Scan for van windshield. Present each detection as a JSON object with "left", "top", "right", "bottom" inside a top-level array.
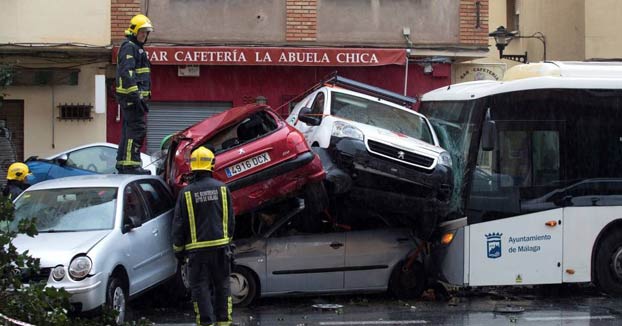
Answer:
[
  {"left": 10, "top": 187, "right": 118, "bottom": 232},
  {"left": 331, "top": 92, "right": 434, "bottom": 144}
]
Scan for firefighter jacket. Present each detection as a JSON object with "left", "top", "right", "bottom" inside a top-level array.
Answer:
[
  {"left": 172, "top": 174, "right": 235, "bottom": 253},
  {"left": 2, "top": 181, "right": 28, "bottom": 201},
  {"left": 115, "top": 35, "right": 151, "bottom": 107}
]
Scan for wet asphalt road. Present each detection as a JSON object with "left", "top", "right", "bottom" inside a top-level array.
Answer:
[{"left": 127, "top": 284, "right": 622, "bottom": 325}]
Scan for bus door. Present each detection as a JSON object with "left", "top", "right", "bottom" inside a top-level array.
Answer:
[{"left": 466, "top": 120, "right": 565, "bottom": 286}]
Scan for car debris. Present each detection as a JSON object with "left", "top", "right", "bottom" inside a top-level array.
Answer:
[{"left": 163, "top": 103, "right": 327, "bottom": 220}]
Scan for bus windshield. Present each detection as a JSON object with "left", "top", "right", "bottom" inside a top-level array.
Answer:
[{"left": 419, "top": 100, "right": 481, "bottom": 216}]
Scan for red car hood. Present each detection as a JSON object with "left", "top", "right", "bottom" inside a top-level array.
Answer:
[{"left": 175, "top": 104, "right": 269, "bottom": 142}]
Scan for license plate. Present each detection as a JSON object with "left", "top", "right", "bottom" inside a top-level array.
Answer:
[{"left": 225, "top": 152, "right": 271, "bottom": 178}]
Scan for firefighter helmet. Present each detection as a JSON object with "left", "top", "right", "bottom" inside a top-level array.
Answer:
[
  {"left": 7, "top": 162, "right": 29, "bottom": 181},
  {"left": 126, "top": 14, "right": 154, "bottom": 36},
  {"left": 190, "top": 146, "right": 215, "bottom": 172}
]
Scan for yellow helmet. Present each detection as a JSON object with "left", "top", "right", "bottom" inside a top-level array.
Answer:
[
  {"left": 125, "top": 14, "right": 154, "bottom": 36},
  {"left": 190, "top": 146, "right": 215, "bottom": 172},
  {"left": 7, "top": 162, "right": 29, "bottom": 181}
]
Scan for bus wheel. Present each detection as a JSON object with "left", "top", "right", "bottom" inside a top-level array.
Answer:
[
  {"left": 389, "top": 261, "right": 425, "bottom": 299},
  {"left": 595, "top": 231, "right": 622, "bottom": 295}
]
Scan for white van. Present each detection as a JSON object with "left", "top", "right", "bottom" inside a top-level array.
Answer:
[{"left": 286, "top": 75, "right": 453, "bottom": 238}]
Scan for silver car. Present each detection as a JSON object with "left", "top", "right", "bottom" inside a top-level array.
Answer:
[
  {"left": 230, "top": 203, "right": 425, "bottom": 307},
  {"left": 10, "top": 174, "right": 177, "bottom": 324}
]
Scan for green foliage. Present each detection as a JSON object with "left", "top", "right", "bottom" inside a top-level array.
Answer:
[{"left": 0, "top": 197, "right": 152, "bottom": 325}]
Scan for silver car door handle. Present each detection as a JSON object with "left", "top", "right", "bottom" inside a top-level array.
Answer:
[
  {"left": 152, "top": 229, "right": 159, "bottom": 236},
  {"left": 330, "top": 242, "right": 344, "bottom": 249}
]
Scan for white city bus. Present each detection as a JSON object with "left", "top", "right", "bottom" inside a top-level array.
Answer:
[{"left": 420, "top": 61, "right": 622, "bottom": 294}]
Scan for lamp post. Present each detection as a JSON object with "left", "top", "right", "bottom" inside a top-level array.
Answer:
[{"left": 488, "top": 26, "right": 546, "bottom": 63}]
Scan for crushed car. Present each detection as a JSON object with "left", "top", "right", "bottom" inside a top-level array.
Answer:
[
  {"left": 286, "top": 75, "right": 453, "bottom": 239},
  {"left": 230, "top": 199, "right": 425, "bottom": 306},
  {"left": 25, "top": 142, "right": 157, "bottom": 185},
  {"left": 164, "top": 103, "right": 327, "bottom": 219}
]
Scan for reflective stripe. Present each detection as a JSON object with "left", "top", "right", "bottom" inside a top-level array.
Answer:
[
  {"left": 173, "top": 244, "right": 184, "bottom": 252},
  {"left": 185, "top": 237, "right": 230, "bottom": 250},
  {"left": 185, "top": 192, "right": 197, "bottom": 243},
  {"left": 136, "top": 67, "right": 150, "bottom": 73},
  {"left": 221, "top": 186, "right": 228, "bottom": 238},
  {"left": 193, "top": 302, "right": 201, "bottom": 326},
  {"left": 116, "top": 160, "right": 141, "bottom": 167},
  {"left": 126, "top": 139, "right": 133, "bottom": 163},
  {"left": 126, "top": 54, "right": 133, "bottom": 59},
  {"left": 228, "top": 296, "right": 233, "bottom": 321},
  {"left": 116, "top": 85, "right": 139, "bottom": 94},
  {"left": 140, "top": 90, "right": 151, "bottom": 97}
]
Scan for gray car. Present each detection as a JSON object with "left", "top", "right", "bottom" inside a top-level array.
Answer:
[
  {"left": 230, "top": 202, "right": 425, "bottom": 307},
  {"left": 9, "top": 174, "right": 177, "bottom": 324}
]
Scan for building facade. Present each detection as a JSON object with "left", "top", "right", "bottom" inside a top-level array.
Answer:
[
  {"left": 459, "top": 0, "right": 622, "bottom": 82},
  {"left": 108, "top": 0, "right": 490, "bottom": 153},
  {"left": 0, "top": 0, "right": 111, "bottom": 160}
]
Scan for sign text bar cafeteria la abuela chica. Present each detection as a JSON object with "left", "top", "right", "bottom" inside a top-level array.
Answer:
[{"left": 113, "top": 46, "right": 406, "bottom": 66}]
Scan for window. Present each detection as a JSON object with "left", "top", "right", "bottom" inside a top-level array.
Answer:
[
  {"left": 138, "top": 180, "right": 173, "bottom": 218},
  {"left": 331, "top": 92, "right": 434, "bottom": 144},
  {"left": 204, "top": 110, "right": 279, "bottom": 153},
  {"left": 310, "top": 92, "right": 325, "bottom": 115},
  {"left": 65, "top": 146, "right": 118, "bottom": 174},
  {"left": 124, "top": 183, "right": 148, "bottom": 224},
  {"left": 467, "top": 89, "right": 622, "bottom": 222}
]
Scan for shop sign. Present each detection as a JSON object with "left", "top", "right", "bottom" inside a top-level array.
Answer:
[
  {"left": 113, "top": 46, "right": 406, "bottom": 66},
  {"left": 454, "top": 63, "right": 506, "bottom": 83}
]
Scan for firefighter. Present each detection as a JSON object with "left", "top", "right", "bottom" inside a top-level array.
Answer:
[
  {"left": 115, "top": 14, "right": 153, "bottom": 175},
  {"left": 2, "top": 162, "right": 30, "bottom": 200},
  {"left": 171, "top": 146, "right": 235, "bottom": 326}
]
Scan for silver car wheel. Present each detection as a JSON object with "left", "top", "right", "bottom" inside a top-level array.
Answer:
[
  {"left": 112, "top": 286, "right": 126, "bottom": 324},
  {"left": 230, "top": 272, "right": 249, "bottom": 304}
]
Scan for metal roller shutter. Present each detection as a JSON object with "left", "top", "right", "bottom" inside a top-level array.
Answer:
[{"left": 146, "top": 101, "right": 232, "bottom": 154}]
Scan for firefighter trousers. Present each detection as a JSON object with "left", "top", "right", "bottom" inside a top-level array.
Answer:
[
  {"left": 188, "top": 247, "right": 233, "bottom": 326},
  {"left": 116, "top": 100, "right": 147, "bottom": 168}
]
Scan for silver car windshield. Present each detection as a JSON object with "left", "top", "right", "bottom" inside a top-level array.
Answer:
[
  {"left": 330, "top": 92, "right": 433, "bottom": 144},
  {"left": 11, "top": 187, "right": 118, "bottom": 232}
]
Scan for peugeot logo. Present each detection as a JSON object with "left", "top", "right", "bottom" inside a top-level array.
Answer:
[
  {"left": 238, "top": 148, "right": 245, "bottom": 155},
  {"left": 397, "top": 151, "right": 405, "bottom": 160}
]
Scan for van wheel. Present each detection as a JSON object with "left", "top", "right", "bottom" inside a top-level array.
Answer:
[
  {"left": 303, "top": 181, "right": 328, "bottom": 215},
  {"left": 595, "top": 231, "right": 622, "bottom": 295},
  {"left": 106, "top": 276, "right": 128, "bottom": 325},
  {"left": 230, "top": 266, "right": 258, "bottom": 307},
  {"left": 389, "top": 261, "right": 425, "bottom": 299}
]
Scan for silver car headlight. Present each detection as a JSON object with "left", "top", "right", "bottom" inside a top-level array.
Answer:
[
  {"left": 439, "top": 151, "right": 453, "bottom": 167},
  {"left": 331, "top": 121, "right": 364, "bottom": 141},
  {"left": 52, "top": 265, "right": 66, "bottom": 281},
  {"left": 69, "top": 256, "right": 92, "bottom": 280}
]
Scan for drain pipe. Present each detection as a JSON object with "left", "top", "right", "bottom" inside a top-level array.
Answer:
[
  {"left": 403, "top": 48, "right": 411, "bottom": 96},
  {"left": 51, "top": 85, "right": 55, "bottom": 149}
]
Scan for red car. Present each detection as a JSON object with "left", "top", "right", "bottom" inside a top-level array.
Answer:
[{"left": 164, "top": 104, "right": 326, "bottom": 216}]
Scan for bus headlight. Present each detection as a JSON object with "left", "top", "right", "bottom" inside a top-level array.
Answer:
[{"left": 332, "top": 121, "right": 364, "bottom": 141}]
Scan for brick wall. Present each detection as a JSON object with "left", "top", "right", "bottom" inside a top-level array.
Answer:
[
  {"left": 460, "top": 0, "right": 489, "bottom": 45},
  {"left": 286, "top": 0, "right": 317, "bottom": 42},
  {"left": 111, "top": 0, "right": 142, "bottom": 42}
]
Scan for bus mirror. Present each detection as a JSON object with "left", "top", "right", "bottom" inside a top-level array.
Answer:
[{"left": 482, "top": 120, "right": 497, "bottom": 151}]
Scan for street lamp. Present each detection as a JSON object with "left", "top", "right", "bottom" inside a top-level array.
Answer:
[{"left": 488, "top": 26, "right": 546, "bottom": 63}]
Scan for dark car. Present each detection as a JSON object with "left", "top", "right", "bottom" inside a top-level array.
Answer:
[{"left": 164, "top": 104, "right": 326, "bottom": 217}]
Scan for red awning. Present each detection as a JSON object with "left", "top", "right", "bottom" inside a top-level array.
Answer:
[{"left": 112, "top": 46, "right": 406, "bottom": 66}]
